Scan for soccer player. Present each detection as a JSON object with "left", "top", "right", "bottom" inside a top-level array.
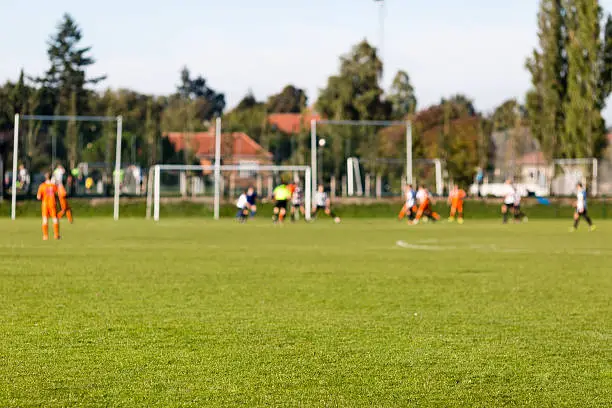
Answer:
[
  {"left": 414, "top": 185, "right": 440, "bottom": 223},
  {"left": 448, "top": 185, "right": 466, "bottom": 224},
  {"left": 235, "top": 190, "right": 250, "bottom": 223},
  {"left": 313, "top": 185, "right": 340, "bottom": 223},
  {"left": 513, "top": 185, "right": 527, "bottom": 223},
  {"left": 57, "top": 182, "right": 73, "bottom": 223},
  {"left": 571, "top": 182, "right": 596, "bottom": 232},
  {"left": 501, "top": 179, "right": 515, "bottom": 224},
  {"left": 246, "top": 186, "right": 258, "bottom": 217},
  {"left": 272, "top": 182, "right": 291, "bottom": 223},
  {"left": 290, "top": 184, "right": 305, "bottom": 222},
  {"left": 37, "top": 172, "right": 60, "bottom": 240},
  {"left": 398, "top": 184, "right": 417, "bottom": 222}
]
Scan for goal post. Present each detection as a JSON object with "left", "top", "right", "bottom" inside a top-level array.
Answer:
[
  {"left": 10, "top": 113, "right": 123, "bottom": 220},
  {"left": 310, "top": 119, "right": 412, "bottom": 198},
  {"left": 147, "top": 164, "right": 312, "bottom": 221}
]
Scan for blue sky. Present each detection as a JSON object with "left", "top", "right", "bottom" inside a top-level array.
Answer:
[{"left": 2, "top": 0, "right": 611, "bottom": 120}]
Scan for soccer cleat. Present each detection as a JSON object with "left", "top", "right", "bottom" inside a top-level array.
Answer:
[
  {"left": 589, "top": 225, "right": 597, "bottom": 232},
  {"left": 457, "top": 218, "right": 464, "bottom": 225},
  {"left": 42, "top": 236, "right": 49, "bottom": 241},
  {"left": 448, "top": 217, "right": 455, "bottom": 223},
  {"left": 569, "top": 227, "right": 577, "bottom": 233}
]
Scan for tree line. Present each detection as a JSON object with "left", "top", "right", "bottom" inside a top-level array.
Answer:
[{"left": 1, "top": 3, "right": 611, "bottom": 188}]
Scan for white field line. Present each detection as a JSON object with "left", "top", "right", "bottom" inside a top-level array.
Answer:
[{"left": 395, "top": 240, "right": 607, "bottom": 256}]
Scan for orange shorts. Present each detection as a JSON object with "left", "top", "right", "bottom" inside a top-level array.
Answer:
[
  {"left": 451, "top": 200, "right": 464, "bottom": 212},
  {"left": 42, "top": 202, "right": 57, "bottom": 219}
]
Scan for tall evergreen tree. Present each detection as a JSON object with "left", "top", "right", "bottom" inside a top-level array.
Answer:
[
  {"left": 563, "top": 0, "right": 603, "bottom": 158},
  {"left": 526, "top": 0, "right": 566, "bottom": 159},
  {"left": 599, "top": 14, "right": 612, "bottom": 109},
  {"left": 41, "top": 13, "right": 104, "bottom": 113},
  {"left": 388, "top": 70, "right": 417, "bottom": 120}
]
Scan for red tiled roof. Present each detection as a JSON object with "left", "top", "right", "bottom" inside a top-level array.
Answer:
[
  {"left": 267, "top": 110, "right": 322, "bottom": 134},
  {"left": 164, "top": 130, "right": 272, "bottom": 159}
]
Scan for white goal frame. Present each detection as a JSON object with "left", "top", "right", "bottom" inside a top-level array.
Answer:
[
  {"left": 147, "top": 164, "right": 312, "bottom": 221},
  {"left": 552, "top": 158, "right": 598, "bottom": 196},
  {"left": 11, "top": 113, "right": 123, "bottom": 220},
  {"left": 310, "top": 119, "right": 412, "bottom": 198}
]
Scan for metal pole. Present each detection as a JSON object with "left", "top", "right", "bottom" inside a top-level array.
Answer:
[
  {"left": 406, "top": 121, "right": 413, "bottom": 185},
  {"left": 11, "top": 114, "right": 19, "bottom": 220},
  {"left": 311, "top": 119, "right": 317, "bottom": 198},
  {"left": 305, "top": 167, "right": 312, "bottom": 221},
  {"left": 214, "top": 117, "right": 221, "bottom": 220},
  {"left": 377, "top": 0, "right": 385, "bottom": 77},
  {"left": 593, "top": 159, "right": 598, "bottom": 197},
  {"left": 347, "top": 158, "right": 354, "bottom": 196},
  {"left": 153, "top": 165, "right": 161, "bottom": 221},
  {"left": 145, "top": 166, "right": 154, "bottom": 219},
  {"left": 113, "top": 116, "right": 123, "bottom": 221}
]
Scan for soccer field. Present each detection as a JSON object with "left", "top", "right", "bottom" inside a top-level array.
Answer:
[{"left": 1, "top": 218, "right": 610, "bottom": 407}]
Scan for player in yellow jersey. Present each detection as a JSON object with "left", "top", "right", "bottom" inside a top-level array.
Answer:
[{"left": 272, "top": 182, "right": 291, "bottom": 223}]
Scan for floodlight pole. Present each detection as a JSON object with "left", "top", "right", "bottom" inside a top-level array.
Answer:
[
  {"left": 406, "top": 121, "right": 412, "bottom": 185},
  {"left": 113, "top": 116, "right": 123, "bottom": 221},
  {"left": 311, "top": 119, "right": 317, "bottom": 196},
  {"left": 11, "top": 114, "right": 19, "bottom": 220},
  {"left": 213, "top": 117, "right": 221, "bottom": 220}
]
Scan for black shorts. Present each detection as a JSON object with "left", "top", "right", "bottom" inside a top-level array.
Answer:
[
  {"left": 577, "top": 208, "right": 588, "bottom": 216},
  {"left": 315, "top": 205, "right": 326, "bottom": 212},
  {"left": 275, "top": 200, "right": 287, "bottom": 209}
]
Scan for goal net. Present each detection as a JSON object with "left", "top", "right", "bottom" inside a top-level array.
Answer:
[
  {"left": 146, "top": 164, "right": 312, "bottom": 221},
  {"left": 550, "top": 158, "right": 598, "bottom": 196},
  {"left": 10, "top": 114, "right": 124, "bottom": 220},
  {"left": 310, "top": 119, "right": 412, "bottom": 199},
  {"left": 346, "top": 157, "right": 444, "bottom": 197}
]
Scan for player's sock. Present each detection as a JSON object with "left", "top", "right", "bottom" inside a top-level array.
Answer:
[
  {"left": 66, "top": 210, "right": 73, "bottom": 223},
  {"left": 279, "top": 213, "right": 285, "bottom": 222},
  {"left": 584, "top": 215, "right": 593, "bottom": 226},
  {"left": 573, "top": 218, "right": 579, "bottom": 229},
  {"left": 432, "top": 212, "right": 440, "bottom": 221},
  {"left": 53, "top": 222, "right": 60, "bottom": 239},
  {"left": 42, "top": 223, "right": 49, "bottom": 240},
  {"left": 503, "top": 212, "right": 508, "bottom": 223}
]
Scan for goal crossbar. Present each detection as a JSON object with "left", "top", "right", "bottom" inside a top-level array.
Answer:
[{"left": 148, "top": 164, "right": 312, "bottom": 221}]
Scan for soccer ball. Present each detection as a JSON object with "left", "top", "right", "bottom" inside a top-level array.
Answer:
[{"left": 334, "top": 217, "right": 341, "bottom": 224}]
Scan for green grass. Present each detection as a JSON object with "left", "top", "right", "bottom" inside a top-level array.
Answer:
[{"left": 0, "top": 218, "right": 610, "bottom": 407}]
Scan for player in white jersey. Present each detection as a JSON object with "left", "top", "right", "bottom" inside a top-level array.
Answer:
[
  {"left": 398, "top": 184, "right": 417, "bottom": 222},
  {"left": 235, "top": 190, "right": 250, "bottom": 223},
  {"left": 571, "top": 183, "right": 596, "bottom": 231},
  {"left": 501, "top": 179, "right": 515, "bottom": 224},
  {"left": 512, "top": 185, "right": 527, "bottom": 222},
  {"left": 290, "top": 184, "right": 305, "bottom": 222},
  {"left": 414, "top": 185, "right": 440, "bottom": 223},
  {"left": 313, "top": 185, "right": 340, "bottom": 223}
]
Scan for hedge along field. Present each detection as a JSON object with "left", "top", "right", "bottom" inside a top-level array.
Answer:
[{"left": 2, "top": 197, "right": 612, "bottom": 219}]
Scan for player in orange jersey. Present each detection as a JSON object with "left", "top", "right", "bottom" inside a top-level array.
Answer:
[
  {"left": 448, "top": 185, "right": 466, "bottom": 224},
  {"left": 57, "top": 182, "right": 73, "bottom": 223},
  {"left": 36, "top": 172, "right": 60, "bottom": 240},
  {"left": 414, "top": 185, "right": 440, "bottom": 223}
]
